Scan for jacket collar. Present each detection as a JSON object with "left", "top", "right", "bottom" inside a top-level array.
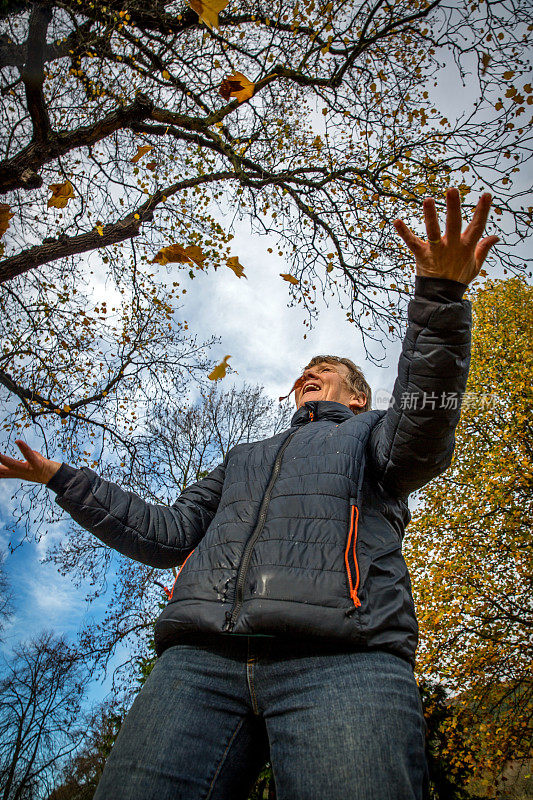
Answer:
[{"left": 290, "top": 400, "right": 355, "bottom": 427}]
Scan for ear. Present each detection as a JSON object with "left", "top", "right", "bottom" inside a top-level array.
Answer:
[{"left": 348, "top": 393, "right": 366, "bottom": 413}]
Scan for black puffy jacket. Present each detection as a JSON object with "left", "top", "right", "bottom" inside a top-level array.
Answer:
[{"left": 47, "top": 277, "right": 471, "bottom": 665}]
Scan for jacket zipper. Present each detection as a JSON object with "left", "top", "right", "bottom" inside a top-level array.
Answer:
[
  {"left": 223, "top": 430, "right": 297, "bottom": 632},
  {"left": 344, "top": 500, "right": 361, "bottom": 608}
]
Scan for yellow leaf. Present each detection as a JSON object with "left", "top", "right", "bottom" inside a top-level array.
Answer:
[
  {"left": 0, "top": 203, "right": 14, "bottom": 237},
  {"left": 188, "top": 0, "right": 229, "bottom": 30},
  {"left": 219, "top": 72, "right": 255, "bottom": 103},
  {"left": 161, "top": 70, "right": 171, "bottom": 80},
  {"left": 208, "top": 355, "right": 231, "bottom": 381},
  {"left": 96, "top": 224, "right": 104, "bottom": 236},
  {"left": 130, "top": 145, "right": 153, "bottom": 163},
  {"left": 226, "top": 256, "right": 247, "bottom": 278},
  {"left": 47, "top": 181, "right": 75, "bottom": 208},
  {"left": 183, "top": 245, "right": 206, "bottom": 268},
  {"left": 280, "top": 273, "right": 299, "bottom": 285},
  {"left": 152, "top": 243, "right": 206, "bottom": 267}
]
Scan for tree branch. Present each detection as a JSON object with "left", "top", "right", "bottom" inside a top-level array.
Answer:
[
  {"left": 0, "top": 169, "right": 234, "bottom": 281},
  {"left": 0, "top": 92, "right": 154, "bottom": 194},
  {"left": 20, "top": 2, "right": 53, "bottom": 142},
  {"left": 0, "top": 17, "right": 94, "bottom": 69}
]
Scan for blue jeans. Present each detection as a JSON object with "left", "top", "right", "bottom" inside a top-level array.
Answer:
[{"left": 94, "top": 635, "right": 428, "bottom": 800}]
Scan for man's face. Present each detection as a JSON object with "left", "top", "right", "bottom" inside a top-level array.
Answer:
[{"left": 294, "top": 361, "right": 366, "bottom": 412}]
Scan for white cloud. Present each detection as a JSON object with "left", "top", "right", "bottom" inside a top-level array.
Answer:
[{"left": 177, "top": 216, "right": 403, "bottom": 407}]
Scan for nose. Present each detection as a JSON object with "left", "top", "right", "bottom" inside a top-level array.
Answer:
[{"left": 302, "top": 368, "right": 319, "bottom": 381}]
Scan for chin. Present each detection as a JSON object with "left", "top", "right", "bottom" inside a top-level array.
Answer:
[{"left": 298, "top": 393, "right": 323, "bottom": 406}]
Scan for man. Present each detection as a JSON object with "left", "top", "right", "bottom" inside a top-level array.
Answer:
[{"left": 0, "top": 188, "right": 498, "bottom": 799}]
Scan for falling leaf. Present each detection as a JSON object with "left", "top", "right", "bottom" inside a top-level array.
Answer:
[
  {"left": 188, "top": 0, "right": 229, "bottom": 30},
  {"left": 208, "top": 355, "right": 231, "bottom": 381},
  {"left": 0, "top": 203, "right": 14, "bottom": 237},
  {"left": 183, "top": 245, "right": 206, "bottom": 268},
  {"left": 219, "top": 72, "right": 255, "bottom": 103},
  {"left": 280, "top": 273, "right": 299, "bottom": 285},
  {"left": 226, "top": 256, "right": 247, "bottom": 278},
  {"left": 130, "top": 145, "right": 153, "bottom": 163},
  {"left": 47, "top": 181, "right": 75, "bottom": 208},
  {"left": 152, "top": 243, "right": 206, "bottom": 267},
  {"left": 279, "top": 374, "right": 304, "bottom": 402}
]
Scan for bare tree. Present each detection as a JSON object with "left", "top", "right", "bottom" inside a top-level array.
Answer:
[
  {"left": 0, "top": 562, "right": 12, "bottom": 642},
  {"left": 0, "top": 632, "right": 89, "bottom": 800}
]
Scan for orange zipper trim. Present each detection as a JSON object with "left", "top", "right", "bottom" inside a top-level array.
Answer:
[
  {"left": 169, "top": 548, "right": 196, "bottom": 600},
  {"left": 344, "top": 504, "right": 361, "bottom": 607}
]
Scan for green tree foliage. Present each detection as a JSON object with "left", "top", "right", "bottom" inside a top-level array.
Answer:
[{"left": 406, "top": 278, "right": 533, "bottom": 789}]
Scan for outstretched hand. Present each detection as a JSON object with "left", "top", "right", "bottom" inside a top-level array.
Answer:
[
  {"left": 0, "top": 440, "right": 61, "bottom": 485},
  {"left": 393, "top": 187, "right": 500, "bottom": 285}
]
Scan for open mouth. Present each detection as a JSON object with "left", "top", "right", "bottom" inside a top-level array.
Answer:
[{"left": 301, "top": 383, "right": 321, "bottom": 396}]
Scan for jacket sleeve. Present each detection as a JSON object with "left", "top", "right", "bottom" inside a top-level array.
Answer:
[
  {"left": 46, "top": 461, "right": 226, "bottom": 568},
  {"left": 369, "top": 275, "right": 471, "bottom": 499}
]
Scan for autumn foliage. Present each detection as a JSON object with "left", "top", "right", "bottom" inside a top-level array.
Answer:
[{"left": 406, "top": 278, "right": 533, "bottom": 790}]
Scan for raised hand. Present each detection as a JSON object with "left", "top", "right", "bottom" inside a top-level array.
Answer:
[
  {"left": 393, "top": 187, "right": 500, "bottom": 285},
  {"left": 0, "top": 440, "right": 61, "bottom": 485}
]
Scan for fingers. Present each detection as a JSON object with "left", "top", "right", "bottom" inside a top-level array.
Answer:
[
  {"left": 463, "top": 192, "right": 493, "bottom": 245},
  {"left": 444, "top": 187, "right": 462, "bottom": 242},
  {"left": 393, "top": 219, "right": 424, "bottom": 255},
  {"left": 422, "top": 197, "right": 442, "bottom": 245},
  {"left": 0, "top": 450, "right": 27, "bottom": 479},
  {"left": 475, "top": 235, "right": 500, "bottom": 268},
  {"left": 0, "top": 452, "right": 25, "bottom": 469},
  {"left": 15, "top": 439, "right": 39, "bottom": 465},
  {"left": 0, "top": 441, "right": 39, "bottom": 479}
]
